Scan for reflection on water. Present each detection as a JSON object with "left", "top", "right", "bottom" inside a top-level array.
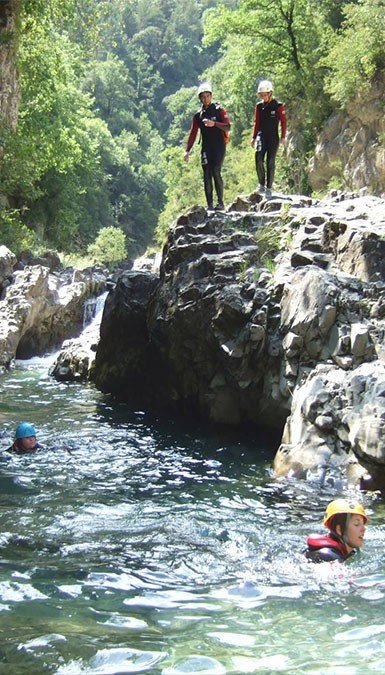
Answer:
[{"left": 0, "top": 357, "right": 384, "bottom": 673}]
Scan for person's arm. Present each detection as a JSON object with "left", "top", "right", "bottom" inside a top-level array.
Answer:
[
  {"left": 184, "top": 116, "right": 199, "bottom": 161},
  {"left": 215, "top": 107, "right": 231, "bottom": 131},
  {"left": 202, "top": 107, "right": 230, "bottom": 130},
  {"left": 250, "top": 105, "right": 260, "bottom": 146},
  {"left": 278, "top": 103, "right": 287, "bottom": 144}
]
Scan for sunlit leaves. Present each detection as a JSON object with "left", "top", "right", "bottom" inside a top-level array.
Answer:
[
  {"left": 87, "top": 226, "right": 127, "bottom": 267},
  {"left": 325, "top": 0, "right": 385, "bottom": 103}
]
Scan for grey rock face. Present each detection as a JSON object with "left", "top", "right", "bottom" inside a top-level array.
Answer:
[
  {"left": 274, "top": 361, "right": 385, "bottom": 489},
  {"left": 308, "top": 74, "right": 385, "bottom": 195},
  {"left": 90, "top": 193, "right": 385, "bottom": 485},
  {"left": 0, "top": 245, "right": 16, "bottom": 292},
  {"left": 92, "top": 271, "right": 160, "bottom": 406},
  {"left": 93, "top": 202, "right": 287, "bottom": 426},
  {"left": 0, "top": 263, "right": 107, "bottom": 367}
]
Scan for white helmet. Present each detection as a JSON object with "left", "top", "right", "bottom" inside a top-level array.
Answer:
[
  {"left": 257, "top": 79, "right": 273, "bottom": 94},
  {"left": 198, "top": 81, "right": 212, "bottom": 96}
]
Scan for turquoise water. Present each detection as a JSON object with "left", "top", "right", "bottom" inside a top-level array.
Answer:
[{"left": 0, "top": 356, "right": 384, "bottom": 674}]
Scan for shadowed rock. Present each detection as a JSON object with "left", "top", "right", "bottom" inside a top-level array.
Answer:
[{"left": 50, "top": 191, "right": 385, "bottom": 486}]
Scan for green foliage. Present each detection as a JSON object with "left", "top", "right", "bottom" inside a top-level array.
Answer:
[
  {"left": 106, "top": 124, "right": 166, "bottom": 254},
  {"left": 236, "top": 222, "right": 281, "bottom": 282},
  {"left": 83, "top": 56, "right": 136, "bottom": 135},
  {"left": 0, "top": 209, "right": 36, "bottom": 253},
  {"left": 156, "top": 147, "right": 203, "bottom": 244},
  {"left": 190, "top": 0, "right": 355, "bottom": 194},
  {"left": 203, "top": 0, "right": 335, "bottom": 136},
  {"left": 325, "top": 0, "right": 385, "bottom": 103},
  {"left": 254, "top": 224, "right": 282, "bottom": 264},
  {"left": 92, "top": 0, "right": 225, "bottom": 135},
  {"left": 60, "top": 252, "right": 95, "bottom": 270},
  {"left": 220, "top": 135, "right": 267, "bottom": 199},
  {"left": 2, "top": 0, "right": 383, "bottom": 261},
  {"left": 1, "top": 0, "right": 228, "bottom": 258},
  {"left": 1, "top": 11, "right": 114, "bottom": 251},
  {"left": 87, "top": 226, "right": 127, "bottom": 267},
  {"left": 162, "top": 86, "right": 198, "bottom": 145},
  {"left": 155, "top": 133, "right": 290, "bottom": 243}
]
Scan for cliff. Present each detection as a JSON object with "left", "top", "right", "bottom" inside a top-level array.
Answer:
[
  {"left": 308, "top": 74, "right": 385, "bottom": 195},
  {"left": 89, "top": 190, "right": 385, "bottom": 489}
]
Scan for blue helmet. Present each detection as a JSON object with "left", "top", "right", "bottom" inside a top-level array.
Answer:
[{"left": 15, "top": 422, "right": 36, "bottom": 440}]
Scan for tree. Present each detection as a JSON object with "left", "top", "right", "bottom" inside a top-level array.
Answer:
[
  {"left": 201, "top": 0, "right": 340, "bottom": 192},
  {"left": 87, "top": 226, "right": 127, "bottom": 267},
  {"left": 1, "top": 14, "right": 113, "bottom": 250},
  {"left": 204, "top": 0, "right": 334, "bottom": 135},
  {"left": 325, "top": 0, "right": 385, "bottom": 104},
  {"left": 84, "top": 56, "right": 136, "bottom": 135}
]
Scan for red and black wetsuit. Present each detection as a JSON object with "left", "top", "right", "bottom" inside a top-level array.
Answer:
[
  {"left": 252, "top": 99, "right": 286, "bottom": 189},
  {"left": 305, "top": 534, "right": 354, "bottom": 563},
  {"left": 186, "top": 102, "right": 230, "bottom": 207}
]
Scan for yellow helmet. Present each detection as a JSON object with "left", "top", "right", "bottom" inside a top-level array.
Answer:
[{"left": 323, "top": 499, "right": 368, "bottom": 528}]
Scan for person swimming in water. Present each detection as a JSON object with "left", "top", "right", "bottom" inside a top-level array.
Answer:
[
  {"left": 305, "top": 498, "right": 367, "bottom": 563},
  {"left": 5, "top": 422, "right": 41, "bottom": 455}
]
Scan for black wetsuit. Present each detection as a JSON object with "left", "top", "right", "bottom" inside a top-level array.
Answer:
[
  {"left": 6, "top": 441, "right": 41, "bottom": 455},
  {"left": 252, "top": 99, "right": 286, "bottom": 189},
  {"left": 186, "top": 102, "right": 230, "bottom": 207}
]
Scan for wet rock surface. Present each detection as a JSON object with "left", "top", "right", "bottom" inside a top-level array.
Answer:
[
  {"left": 89, "top": 190, "right": 385, "bottom": 487},
  {"left": 0, "top": 250, "right": 108, "bottom": 367}
]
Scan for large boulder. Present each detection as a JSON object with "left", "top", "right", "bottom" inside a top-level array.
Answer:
[
  {"left": 0, "top": 245, "right": 16, "bottom": 293},
  {"left": 92, "top": 271, "right": 161, "bottom": 406},
  {"left": 92, "top": 203, "right": 289, "bottom": 426},
  {"left": 15, "top": 249, "right": 61, "bottom": 273},
  {"left": 0, "top": 264, "right": 107, "bottom": 366},
  {"left": 90, "top": 191, "right": 385, "bottom": 485},
  {"left": 274, "top": 361, "right": 385, "bottom": 489}
]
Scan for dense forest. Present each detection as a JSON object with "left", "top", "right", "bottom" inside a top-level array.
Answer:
[{"left": 0, "top": 0, "right": 384, "bottom": 264}]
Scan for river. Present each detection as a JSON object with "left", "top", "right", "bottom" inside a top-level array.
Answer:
[{"left": 0, "top": 353, "right": 384, "bottom": 674}]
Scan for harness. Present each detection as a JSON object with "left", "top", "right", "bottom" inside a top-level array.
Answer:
[
  {"left": 197, "top": 103, "right": 229, "bottom": 146},
  {"left": 307, "top": 534, "right": 349, "bottom": 560}
]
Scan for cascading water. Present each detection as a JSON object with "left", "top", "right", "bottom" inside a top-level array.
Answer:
[
  {"left": 82, "top": 293, "right": 108, "bottom": 330},
  {"left": 0, "top": 347, "right": 384, "bottom": 674}
]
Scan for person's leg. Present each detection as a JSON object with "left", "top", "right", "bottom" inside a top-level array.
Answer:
[
  {"left": 212, "top": 162, "right": 224, "bottom": 207},
  {"left": 202, "top": 158, "right": 213, "bottom": 207},
  {"left": 255, "top": 149, "right": 266, "bottom": 187},
  {"left": 266, "top": 139, "right": 279, "bottom": 189},
  {"left": 209, "top": 146, "right": 225, "bottom": 207}
]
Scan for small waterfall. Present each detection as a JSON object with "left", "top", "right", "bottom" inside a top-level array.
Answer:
[
  {"left": 49, "top": 292, "right": 109, "bottom": 381},
  {"left": 82, "top": 292, "right": 108, "bottom": 329}
]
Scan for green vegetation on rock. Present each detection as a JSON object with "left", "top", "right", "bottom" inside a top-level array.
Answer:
[{"left": 0, "top": 0, "right": 383, "bottom": 260}]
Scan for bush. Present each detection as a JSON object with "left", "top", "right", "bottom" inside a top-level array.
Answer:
[
  {"left": 0, "top": 210, "right": 36, "bottom": 253},
  {"left": 87, "top": 226, "right": 127, "bottom": 268}
]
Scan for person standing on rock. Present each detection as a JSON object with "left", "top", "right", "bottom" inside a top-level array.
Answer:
[
  {"left": 305, "top": 499, "right": 367, "bottom": 563},
  {"left": 5, "top": 422, "right": 41, "bottom": 455},
  {"left": 184, "top": 82, "right": 231, "bottom": 211},
  {"left": 250, "top": 79, "right": 286, "bottom": 198}
]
